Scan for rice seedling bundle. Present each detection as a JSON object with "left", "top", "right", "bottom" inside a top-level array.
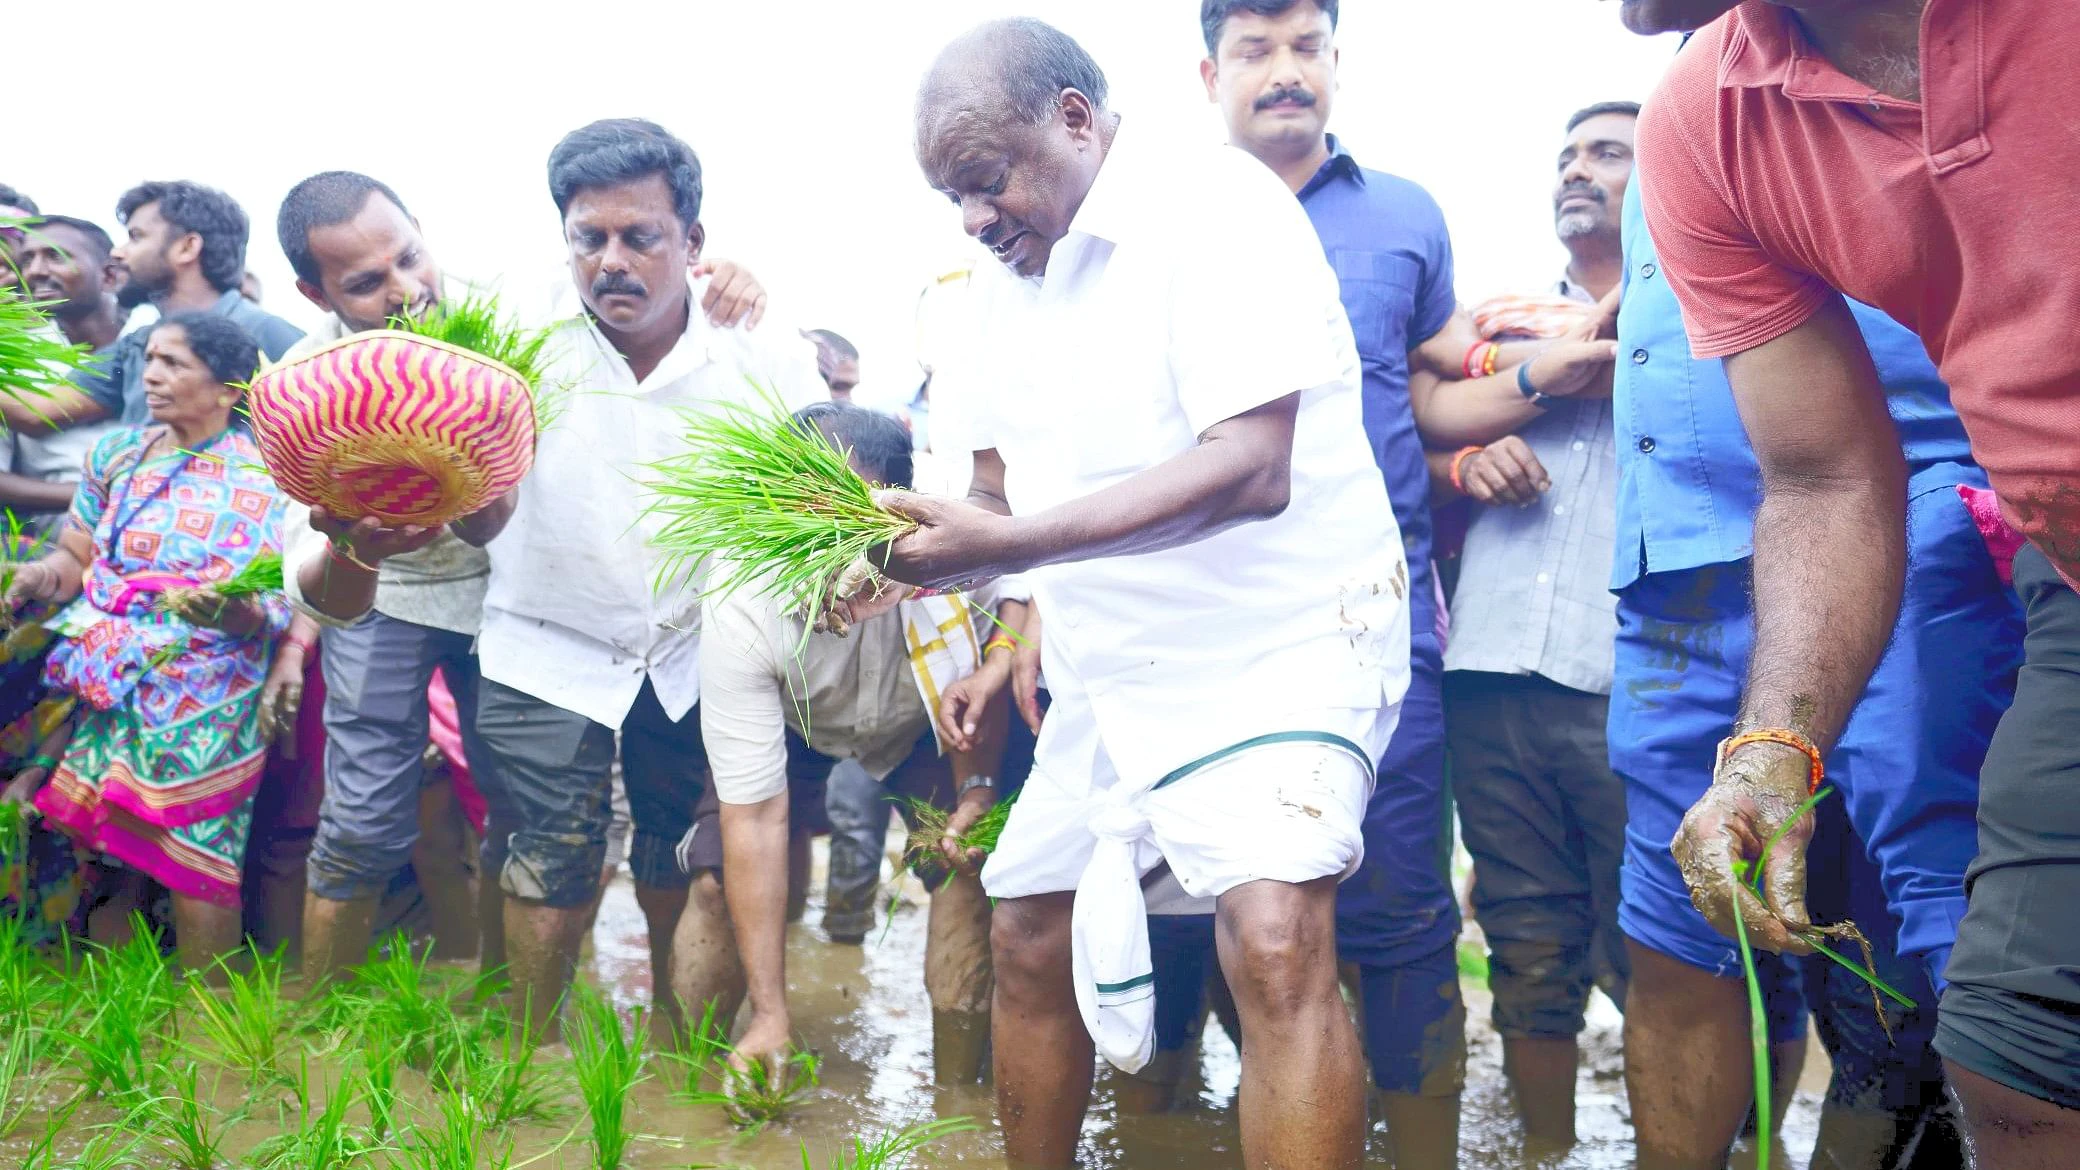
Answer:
[
  {"left": 675, "top": 1033, "right": 822, "bottom": 1133},
  {"left": 154, "top": 550, "right": 284, "bottom": 616},
  {"left": 566, "top": 984, "right": 648, "bottom": 1169},
  {"left": 900, "top": 790, "right": 1019, "bottom": 881},
  {"left": 644, "top": 389, "right": 916, "bottom": 631},
  {"left": 244, "top": 290, "right": 544, "bottom": 527}
]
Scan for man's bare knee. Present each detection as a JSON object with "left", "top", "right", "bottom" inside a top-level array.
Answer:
[
  {"left": 1219, "top": 882, "right": 1337, "bottom": 1021},
  {"left": 991, "top": 895, "right": 1072, "bottom": 1003}
]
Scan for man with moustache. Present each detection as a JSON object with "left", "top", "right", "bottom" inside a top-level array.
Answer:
[
  {"left": 3, "top": 215, "right": 126, "bottom": 527},
  {"left": 1396, "top": 103, "right": 1635, "bottom": 1151},
  {"left": 443, "top": 118, "right": 823, "bottom": 1040},
  {"left": 1612, "top": 1, "right": 2080, "bottom": 1163},
  {"left": 1195, "top": 4, "right": 1619, "bottom": 1164},
  {"left": 1, "top": 181, "right": 301, "bottom": 435},
  {"left": 890, "top": 19, "right": 1410, "bottom": 1169}
]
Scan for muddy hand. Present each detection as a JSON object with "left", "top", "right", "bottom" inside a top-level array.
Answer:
[
  {"left": 725, "top": 1010, "right": 793, "bottom": 1113},
  {"left": 938, "top": 789, "right": 996, "bottom": 876},
  {"left": 1672, "top": 741, "right": 1817, "bottom": 954}
]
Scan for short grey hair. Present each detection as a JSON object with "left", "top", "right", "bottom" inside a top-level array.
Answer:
[{"left": 927, "top": 18, "right": 1110, "bottom": 124}]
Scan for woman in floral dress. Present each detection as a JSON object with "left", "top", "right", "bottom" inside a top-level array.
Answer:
[{"left": 1, "top": 312, "right": 291, "bottom": 971}]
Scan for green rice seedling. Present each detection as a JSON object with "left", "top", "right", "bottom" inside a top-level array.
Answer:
[
  {"left": 0, "top": 507, "right": 54, "bottom": 627},
  {"left": 899, "top": 790, "right": 1020, "bottom": 881},
  {"left": 643, "top": 388, "right": 917, "bottom": 630},
  {"left": 1734, "top": 787, "right": 1917, "bottom": 1019},
  {"left": 0, "top": 257, "right": 86, "bottom": 412},
  {"left": 358, "top": 1017, "right": 402, "bottom": 1141},
  {"left": 64, "top": 922, "right": 177, "bottom": 1102},
  {"left": 1730, "top": 867, "right": 1773, "bottom": 1170},
  {"left": 676, "top": 1035, "right": 821, "bottom": 1133},
  {"left": 454, "top": 1006, "right": 563, "bottom": 1130},
  {"left": 807, "top": 1117, "right": 978, "bottom": 1170},
  {"left": 146, "top": 1059, "right": 244, "bottom": 1170},
  {"left": 565, "top": 985, "right": 649, "bottom": 1169},
  {"left": 341, "top": 936, "right": 468, "bottom": 1077},
  {"left": 249, "top": 1050, "right": 385, "bottom": 1170},
  {"left": 658, "top": 997, "right": 731, "bottom": 1097},
  {"left": 391, "top": 1088, "right": 515, "bottom": 1170},
  {"left": 182, "top": 950, "right": 295, "bottom": 1086},
  {"left": 387, "top": 289, "right": 570, "bottom": 432},
  {"left": 0, "top": 1020, "right": 63, "bottom": 1139}
]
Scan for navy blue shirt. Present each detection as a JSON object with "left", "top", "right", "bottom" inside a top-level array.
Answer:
[
  {"left": 1614, "top": 177, "right": 1975, "bottom": 590},
  {"left": 1297, "top": 138, "right": 1458, "bottom": 671},
  {"left": 73, "top": 290, "right": 304, "bottom": 425}
]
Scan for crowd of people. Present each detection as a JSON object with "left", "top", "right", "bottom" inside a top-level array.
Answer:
[{"left": 3, "top": 0, "right": 2076, "bottom": 1167}]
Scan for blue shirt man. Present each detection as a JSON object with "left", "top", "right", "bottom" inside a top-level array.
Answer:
[
  {"left": 1610, "top": 173, "right": 2020, "bottom": 1160},
  {"left": 1296, "top": 136, "right": 1463, "bottom": 971}
]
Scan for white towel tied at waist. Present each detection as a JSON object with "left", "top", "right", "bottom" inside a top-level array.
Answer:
[
  {"left": 1052, "top": 730, "right": 1381, "bottom": 1075},
  {"left": 1071, "top": 789, "right": 1162, "bottom": 1073}
]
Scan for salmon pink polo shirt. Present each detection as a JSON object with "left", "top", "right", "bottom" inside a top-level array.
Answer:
[{"left": 1637, "top": 0, "right": 2080, "bottom": 589}]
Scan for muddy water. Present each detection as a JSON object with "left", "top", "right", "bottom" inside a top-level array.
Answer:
[
  {"left": 2, "top": 837, "right": 1826, "bottom": 1168},
  {"left": 581, "top": 843, "right": 1829, "bottom": 1169}
]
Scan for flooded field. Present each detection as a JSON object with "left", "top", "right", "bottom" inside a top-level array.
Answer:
[{"left": 2, "top": 838, "right": 1825, "bottom": 1169}]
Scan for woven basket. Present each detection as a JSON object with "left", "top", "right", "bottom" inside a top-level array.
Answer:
[{"left": 245, "top": 330, "right": 537, "bottom": 526}]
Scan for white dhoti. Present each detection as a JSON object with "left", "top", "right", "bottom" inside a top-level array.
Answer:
[{"left": 983, "top": 698, "right": 1397, "bottom": 1073}]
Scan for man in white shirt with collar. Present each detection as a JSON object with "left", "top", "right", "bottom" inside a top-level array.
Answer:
[
  {"left": 460, "top": 118, "right": 824, "bottom": 1039},
  {"left": 886, "top": 21, "right": 1409, "bottom": 1169}
]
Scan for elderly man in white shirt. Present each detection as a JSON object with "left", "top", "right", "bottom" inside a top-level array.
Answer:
[
  {"left": 436, "top": 118, "right": 821, "bottom": 1039},
  {"left": 684, "top": 400, "right": 1009, "bottom": 1086},
  {"left": 884, "top": 21, "right": 1410, "bottom": 1170}
]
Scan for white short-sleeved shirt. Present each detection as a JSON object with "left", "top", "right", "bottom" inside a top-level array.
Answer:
[
  {"left": 477, "top": 280, "right": 826, "bottom": 729},
  {"left": 937, "top": 120, "right": 1411, "bottom": 788}
]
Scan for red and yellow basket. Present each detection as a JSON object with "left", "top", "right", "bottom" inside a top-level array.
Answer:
[{"left": 245, "top": 331, "right": 537, "bottom": 527}]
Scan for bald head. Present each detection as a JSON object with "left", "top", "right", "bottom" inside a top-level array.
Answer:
[{"left": 915, "top": 19, "right": 1118, "bottom": 280}]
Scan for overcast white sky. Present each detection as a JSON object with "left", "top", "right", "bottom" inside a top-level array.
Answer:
[{"left": 11, "top": 0, "right": 1681, "bottom": 411}]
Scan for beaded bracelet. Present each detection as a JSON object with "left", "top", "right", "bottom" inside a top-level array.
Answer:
[
  {"left": 1448, "top": 446, "right": 1484, "bottom": 495},
  {"left": 1717, "top": 728, "right": 1825, "bottom": 795}
]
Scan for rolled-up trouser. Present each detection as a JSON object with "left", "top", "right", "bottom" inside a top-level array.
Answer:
[
  {"left": 471, "top": 678, "right": 704, "bottom": 908},
  {"left": 306, "top": 612, "right": 493, "bottom": 902},
  {"left": 1937, "top": 542, "right": 2080, "bottom": 1109},
  {"left": 1614, "top": 472, "right": 2017, "bottom": 996},
  {"left": 1447, "top": 669, "right": 1629, "bottom": 1040},
  {"left": 985, "top": 694, "right": 1393, "bottom": 1073},
  {"left": 821, "top": 760, "right": 886, "bottom": 937}
]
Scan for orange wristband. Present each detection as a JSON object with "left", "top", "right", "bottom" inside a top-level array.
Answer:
[
  {"left": 982, "top": 634, "right": 1019, "bottom": 659},
  {"left": 1717, "top": 728, "right": 1825, "bottom": 795},
  {"left": 1448, "top": 446, "right": 1483, "bottom": 495}
]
